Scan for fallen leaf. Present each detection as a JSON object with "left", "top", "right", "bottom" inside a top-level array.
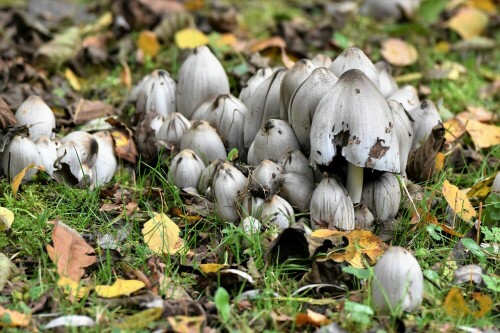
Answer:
[
  {"left": 442, "top": 180, "right": 477, "bottom": 222},
  {"left": 467, "top": 172, "right": 498, "bottom": 200},
  {"left": 35, "top": 26, "right": 82, "bottom": 68},
  {"left": 448, "top": 7, "right": 488, "bottom": 40},
  {"left": 121, "top": 61, "right": 132, "bottom": 89},
  {"left": 0, "top": 305, "right": 31, "bottom": 328},
  {"left": 175, "top": 28, "right": 209, "bottom": 49},
  {"left": 327, "top": 230, "right": 388, "bottom": 268},
  {"left": 0, "top": 207, "right": 14, "bottom": 231},
  {"left": 461, "top": 106, "right": 498, "bottom": 123},
  {"left": 295, "top": 309, "right": 330, "bottom": 327},
  {"left": 0, "top": 253, "right": 18, "bottom": 292},
  {"left": 44, "top": 315, "right": 95, "bottom": 329},
  {"left": 57, "top": 276, "right": 92, "bottom": 301},
  {"left": 46, "top": 219, "right": 96, "bottom": 282},
  {"left": 0, "top": 97, "right": 17, "bottom": 129},
  {"left": 381, "top": 38, "right": 418, "bottom": 66},
  {"left": 167, "top": 315, "right": 205, "bottom": 333},
  {"left": 444, "top": 287, "right": 469, "bottom": 317},
  {"left": 115, "top": 307, "right": 163, "bottom": 329},
  {"left": 142, "top": 213, "right": 184, "bottom": 254},
  {"left": 250, "top": 36, "right": 295, "bottom": 68},
  {"left": 107, "top": 118, "right": 138, "bottom": 163},
  {"left": 468, "top": 0, "right": 497, "bottom": 13},
  {"left": 70, "top": 99, "right": 116, "bottom": 125},
  {"left": 425, "top": 61, "right": 467, "bottom": 80},
  {"left": 443, "top": 118, "right": 466, "bottom": 143},
  {"left": 471, "top": 293, "right": 492, "bottom": 318},
  {"left": 137, "top": 30, "right": 160, "bottom": 57},
  {"left": 96, "top": 279, "right": 145, "bottom": 298},
  {"left": 434, "top": 152, "right": 446, "bottom": 173},
  {"left": 199, "top": 263, "right": 228, "bottom": 274},
  {"left": 64, "top": 68, "right": 81, "bottom": 91},
  {"left": 11, "top": 163, "right": 36, "bottom": 198},
  {"left": 457, "top": 116, "right": 500, "bottom": 149}
]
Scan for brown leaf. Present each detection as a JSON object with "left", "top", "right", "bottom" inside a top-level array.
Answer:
[
  {"left": 106, "top": 118, "right": 137, "bottom": 163},
  {"left": 448, "top": 7, "right": 488, "bottom": 40},
  {"left": 250, "top": 36, "right": 295, "bottom": 69},
  {"left": 381, "top": 38, "right": 418, "bottom": 67},
  {"left": 444, "top": 287, "right": 469, "bottom": 318},
  {"left": 0, "top": 97, "right": 17, "bottom": 129},
  {"left": 471, "top": 293, "right": 492, "bottom": 318},
  {"left": 295, "top": 309, "right": 330, "bottom": 327},
  {"left": 46, "top": 219, "right": 96, "bottom": 282},
  {"left": 0, "top": 305, "right": 31, "bottom": 328},
  {"left": 137, "top": 30, "right": 160, "bottom": 56},
  {"left": 406, "top": 123, "right": 446, "bottom": 181},
  {"left": 167, "top": 315, "right": 205, "bottom": 333},
  {"left": 70, "top": 99, "right": 117, "bottom": 125}
]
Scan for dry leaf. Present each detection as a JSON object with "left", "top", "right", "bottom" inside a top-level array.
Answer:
[
  {"left": 137, "top": 30, "right": 160, "bottom": 57},
  {"left": 95, "top": 279, "right": 145, "bottom": 298},
  {"left": 442, "top": 180, "right": 477, "bottom": 222},
  {"left": 46, "top": 219, "right": 96, "bottom": 282},
  {"left": 425, "top": 61, "right": 467, "bottom": 80},
  {"left": 0, "top": 305, "right": 31, "bottom": 328},
  {"left": 0, "top": 207, "right": 14, "bottom": 231},
  {"left": 460, "top": 106, "right": 498, "bottom": 123},
  {"left": 121, "top": 61, "right": 132, "bottom": 89},
  {"left": 443, "top": 118, "right": 466, "bottom": 143},
  {"left": 199, "top": 263, "right": 227, "bottom": 274},
  {"left": 0, "top": 97, "right": 17, "bottom": 129},
  {"left": 457, "top": 116, "right": 500, "bottom": 149},
  {"left": 327, "top": 230, "right": 388, "bottom": 268},
  {"left": 468, "top": 0, "right": 497, "bottom": 13},
  {"left": 250, "top": 36, "right": 295, "bottom": 68},
  {"left": 115, "top": 308, "right": 164, "bottom": 330},
  {"left": 167, "top": 315, "right": 205, "bottom": 333},
  {"left": 11, "top": 163, "right": 35, "bottom": 198},
  {"left": 467, "top": 172, "right": 498, "bottom": 200},
  {"left": 0, "top": 253, "right": 18, "bottom": 292},
  {"left": 295, "top": 309, "right": 330, "bottom": 327},
  {"left": 175, "top": 28, "right": 209, "bottom": 49},
  {"left": 448, "top": 7, "right": 488, "bottom": 40},
  {"left": 444, "top": 287, "right": 469, "bottom": 317},
  {"left": 65, "top": 68, "right": 81, "bottom": 91},
  {"left": 58, "top": 276, "right": 92, "bottom": 301},
  {"left": 471, "top": 293, "right": 492, "bottom": 318},
  {"left": 381, "top": 38, "right": 418, "bottom": 67},
  {"left": 142, "top": 213, "right": 184, "bottom": 254},
  {"left": 70, "top": 99, "right": 116, "bottom": 125},
  {"left": 107, "top": 118, "right": 138, "bottom": 163}
]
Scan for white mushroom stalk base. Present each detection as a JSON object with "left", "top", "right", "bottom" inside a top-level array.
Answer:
[{"left": 346, "top": 163, "right": 363, "bottom": 204}]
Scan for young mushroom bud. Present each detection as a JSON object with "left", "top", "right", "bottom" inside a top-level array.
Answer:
[
  {"left": 354, "top": 203, "right": 375, "bottom": 230},
  {"left": 240, "top": 216, "right": 262, "bottom": 235},
  {"left": 288, "top": 67, "right": 338, "bottom": 153},
  {"left": 372, "top": 246, "right": 424, "bottom": 313},
  {"left": 247, "top": 119, "right": 301, "bottom": 166},
  {"left": 180, "top": 120, "right": 227, "bottom": 164},
  {"left": 212, "top": 162, "right": 248, "bottom": 223},
  {"left": 92, "top": 131, "right": 117, "bottom": 186},
  {"left": 239, "top": 67, "right": 274, "bottom": 105},
  {"left": 279, "top": 172, "right": 315, "bottom": 211},
  {"left": 261, "top": 195, "right": 294, "bottom": 230},
  {"left": 15, "top": 95, "right": 56, "bottom": 142},
  {"left": 375, "top": 61, "right": 398, "bottom": 98},
  {"left": 361, "top": 172, "right": 401, "bottom": 220},
  {"left": 135, "top": 69, "right": 177, "bottom": 120},
  {"left": 278, "top": 150, "right": 314, "bottom": 181},
  {"left": 408, "top": 100, "right": 441, "bottom": 151},
  {"left": 279, "top": 59, "right": 316, "bottom": 121},
  {"left": 2, "top": 135, "right": 42, "bottom": 181},
  {"left": 309, "top": 176, "right": 356, "bottom": 231},
  {"left": 192, "top": 94, "right": 248, "bottom": 153},
  {"left": 329, "top": 47, "right": 379, "bottom": 88},
  {"left": 388, "top": 85, "right": 420, "bottom": 112},
  {"left": 360, "top": 0, "right": 421, "bottom": 21},
  {"left": 311, "top": 53, "right": 332, "bottom": 67},
  {"left": 176, "top": 46, "right": 230, "bottom": 118},
  {"left": 239, "top": 193, "right": 265, "bottom": 219},
  {"left": 156, "top": 112, "right": 191, "bottom": 151},
  {"left": 167, "top": 149, "right": 206, "bottom": 189},
  {"left": 249, "top": 160, "right": 285, "bottom": 198},
  {"left": 198, "top": 158, "right": 224, "bottom": 197},
  {"left": 35, "top": 135, "right": 57, "bottom": 176}
]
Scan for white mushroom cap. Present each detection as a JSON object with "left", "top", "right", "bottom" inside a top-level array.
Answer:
[{"left": 329, "top": 47, "right": 379, "bottom": 88}]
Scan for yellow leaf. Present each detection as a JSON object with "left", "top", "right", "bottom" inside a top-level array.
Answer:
[
  {"left": 327, "top": 230, "right": 387, "bottom": 268},
  {"left": 11, "top": 163, "right": 35, "bottom": 198},
  {"left": 381, "top": 38, "right": 418, "bottom": 67},
  {"left": 296, "top": 309, "right": 330, "bottom": 327},
  {"left": 121, "top": 61, "right": 132, "bottom": 89},
  {"left": 95, "top": 279, "right": 145, "bottom": 298},
  {"left": 199, "top": 263, "right": 227, "bottom": 274},
  {"left": 115, "top": 308, "right": 163, "bottom": 329},
  {"left": 458, "top": 116, "right": 500, "bottom": 149},
  {"left": 467, "top": 172, "right": 498, "bottom": 200},
  {"left": 310, "top": 229, "right": 344, "bottom": 238},
  {"left": 444, "top": 287, "right": 469, "bottom": 318},
  {"left": 64, "top": 68, "right": 81, "bottom": 91},
  {"left": 142, "top": 213, "right": 184, "bottom": 254},
  {"left": 468, "top": 0, "right": 497, "bottom": 14},
  {"left": 471, "top": 292, "right": 492, "bottom": 318},
  {"left": 448, "top": 7, "right": 488, "bottom": 40},
  {"left": 167, "top": 315, "right": 205, "bottom": 333},
  {"left": 435, "top": 41, "right": 451, "bottom": 53},
  {"left": 443, "top": 118, "right": 466, "bottom": 143},
  {"left": 57, "top": 276, "right": 91, "bottom": 301},
  {"left": 434, "top": 152, "right": 446, "bottom": 173},
  {"left": 175, "top": 28, "right": 209, "bottom": 49},
  {"left": 442, "top": 180, "right": 477, "bottom": 222},
  {"left": 137, "top": 30, "right": 160, "bottom": 57},
  {"left": 0, "top": 207, "right": 14, "bottom": 231},
  {"left": 0, "top": 305, "right": 31, "bottom": 327}
]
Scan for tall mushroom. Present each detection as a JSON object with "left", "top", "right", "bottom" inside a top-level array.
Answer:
[{"left": 310, "top": 69, "right": 400, "bottom": 203}]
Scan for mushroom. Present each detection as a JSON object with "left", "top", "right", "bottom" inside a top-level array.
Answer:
[
  {"left": 180, "top": 120, "right": 227, "bottom": 164},
  {"left": 249, "top": 160, "right": 285, "bottom": 198},
  {"left": 310, "top": 69, "right": 400, "bottom": 203},
  {"left": 375, "top": 61, "right": 398, "bottom": 98},
  {"left": 135, "top": 69, "right": 176, "bottom": 120},
  {"left": 15, "top": 95, "right": 55, "bottom": 142},
  {"left": 388, "top": 100, "right": 413, "bottom": 177},
  {"left": 361, "top": 172, "right": 401, "bottom": 220},
  {"left": 279, "top": 59, "right": 316, "bottom": 121},
  {"left": 372, "top": 246, "right": 423, "bottom": 313},
  {"left": 167, "top": 149, "right": 206, "bottom": 188},
  {"left": 329, "top": 47, "right": 379, "bottom": 89},
  {"left": 212, "top": 162, "right": 248, "bottom": 223},
  {"left": 388, "top": 85, "right": 419, "bottom": 112},
  {"left": 407, "top": 100, "right": 441, "bottom": 151}
]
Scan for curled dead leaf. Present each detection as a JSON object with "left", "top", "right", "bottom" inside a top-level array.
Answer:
[
  {"left": 442, "top": 180, "right": 477, "bottom": 222},
  {"left": 381, "top": 38, "right": 418, "bottom": 67}
]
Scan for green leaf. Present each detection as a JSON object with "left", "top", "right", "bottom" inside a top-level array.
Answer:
[
  {"left": 461, "top": 238, "right": 485, "bottom": 260},
  {"left": 332, "top": 32, "right": 350, "bottom": 50},
  {"left": 344, "top": 300, "right": 373, "bottom": 325},
  {"left": 426, "top": 224, "right": 442, "bottom": 241},
  {"left": 227, "top": 148, "right": 239, "bottom": 162},
  {"left": 482, "top": 275, "right": 500, "bottom": 292},
  {"left": 342, "top": 266, "right": 370, "bottom": 280},
  {"left": 418, "top": 0, "right": 448, "bottom": 25},
  {"left": 214, "top": 287, "right": 230, "bottom": 322}
]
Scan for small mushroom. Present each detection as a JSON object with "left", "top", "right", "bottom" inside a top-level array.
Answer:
[
  {"left": 261, "top": 195, "right": 294, "bottom": 230},
  {"left": 249, "top": 160, "right": 285, "bottom": 198},
  {"left": 15, "top": 95, "right": 55, "bottom": 142},
  {"left": 407, "top": 100, "right": 441, "bottom": 151},
  {"left": 212, "top": 162, "right": 248, "bottom": 223},
  {"left": 167, "top": 149, "right": 206, "bottom": 188},
  {"left": 329, "top": 47, "right": 379, "bottom": 88},
  {"left": 180, "top": 120, "right": 227, "bottom": 164},
  {"left": 279, "top": 59, "right": 316, "bottom": 121}
]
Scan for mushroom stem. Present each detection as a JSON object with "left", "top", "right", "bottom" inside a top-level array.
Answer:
[{"left": 346, "top": 163, "right": 363, "bottom": 204}]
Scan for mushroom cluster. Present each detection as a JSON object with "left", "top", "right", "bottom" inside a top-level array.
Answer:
[{"left": 130, "top": 45, "right": 441, "bottom": 240}]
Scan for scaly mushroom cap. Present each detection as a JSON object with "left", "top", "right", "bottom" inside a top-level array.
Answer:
[
  {"left": 310, "top": 69, "right": 400, "bottom": 173},
  {"left": 329, "top": 47, "right": 379, "bottom": 88}
]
